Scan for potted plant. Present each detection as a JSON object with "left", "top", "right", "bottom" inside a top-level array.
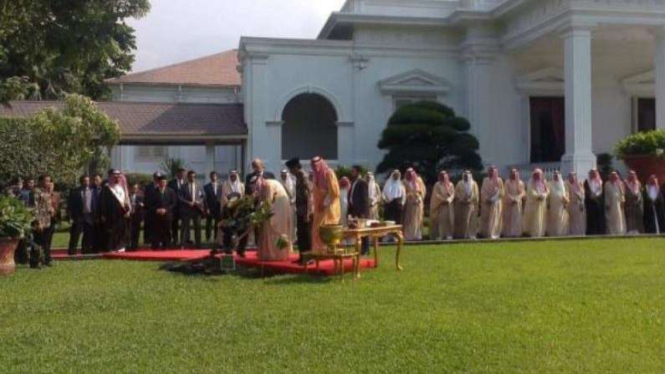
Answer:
[
  {"left": 0, "top": 195, "right": 34, "bottom": 276},
  {"left": 615, "top": 129, "right": 665, "bottom": 182}
]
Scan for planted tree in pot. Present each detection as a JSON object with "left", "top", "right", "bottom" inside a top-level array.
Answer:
[
  {"left": 615, "top": 130, "right": 665, "bottom": 182},
  {"left": 0, "top": 196, "right": 34, "bottom": 276}
]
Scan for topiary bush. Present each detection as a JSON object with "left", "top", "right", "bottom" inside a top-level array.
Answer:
[{"left": 377, "top": 101, "right": 483, "bottom": 184}]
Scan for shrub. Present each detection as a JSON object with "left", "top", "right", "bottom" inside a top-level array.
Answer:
[
  {"left": 335, "top": 165, "right": 368, "bottom": 180},
  {"left": 377, "top": 101, "right": 483, "bottom": 184},
  {"left": 615, "top": 130, "right": 665, "bottom": 159},
  {"left": 0, "top": 196, "right": 34, "bottom": 238}
]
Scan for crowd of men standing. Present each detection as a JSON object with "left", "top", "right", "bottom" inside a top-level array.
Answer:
[{"left": 7, "top": 160, "right": 665, "bottom": 267}]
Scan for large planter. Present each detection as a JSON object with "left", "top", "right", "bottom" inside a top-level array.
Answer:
[
  {"left": 0, "top": 237, "right": 19, "bottom": 276},
  {"left": 622, "top": 155, "right": 665, "bottom": 183}
]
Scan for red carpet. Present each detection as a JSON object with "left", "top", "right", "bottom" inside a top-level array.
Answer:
[{"left": 99, "top": 249, "right": 376, "bottom": 276}]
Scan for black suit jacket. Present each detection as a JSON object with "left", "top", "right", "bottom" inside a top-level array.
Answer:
[
  {"left": 245, "top": 171, "right": 276, "bottom": 194},
  {"left": 178, "top": 182, "right": 205, "bottom": 217},
  {"left": 168, "top": 179, "right": 185, "bottom": 214},
  {"left": 67, "top": 186, "right": 95, "bottom": 221},
  {"left": 146, "top": 187, "right": 177, "bottom": 222},
  {"left": 348, "top": 178, "right": 369, "bottom": 218},
  {"left": 204, "top": 182, "right": 223, "bottom": 214}
]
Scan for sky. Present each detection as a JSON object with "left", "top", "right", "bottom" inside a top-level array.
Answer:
[{"left": 128, "top": 0, "right": 347, "bottom": 72}]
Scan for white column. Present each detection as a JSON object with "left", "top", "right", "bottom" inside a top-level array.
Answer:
[
  {"left": 561, "top": 26, "right": 596, "bottom": 177},
  {"left": 654, "top": 28, "right": 665, "bottom": 130},
  {"left": 462, "top": 25, "right": 499, "bottom": 166}
]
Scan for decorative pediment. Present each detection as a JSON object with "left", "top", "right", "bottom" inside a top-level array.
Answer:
[
  {"left": 622, "top": 71, "right": 654, "bottom": 96},
  {"left": 516, "top": 67, "right": 564, "bottom": 95},
  {"left": 378, "top": 69, "right": 452, "bottom": 96}
]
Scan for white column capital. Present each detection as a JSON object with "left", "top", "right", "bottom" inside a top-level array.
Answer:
[{"left": 558, "top": 22, "right": 596, "bottom": 39}]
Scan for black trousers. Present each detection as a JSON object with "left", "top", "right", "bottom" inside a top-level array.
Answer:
[
  {"left": 181, "top": 213, "right": 202, "bottom": 248},
  {"left": 34, "top": 225, "right": 55, "bottom": 265},
  {"left": 151, "top": 219, "right": 172, "bottom": 250},
  {"left": 93, "top": 220, "right": 107, "bottom": 253},
  {"left": 171, "top": 212, "right": 180, "bottom": 245},
  {"left": 296, "top": 214, "right": 312, "bottom": 253},
  {"left": 129, "top": 216, "right": 142, "bottom": 250},
  {"left": 68, "top": 217, "right": 94, "bottom": 255},
  {"left": 205, "top": 211, "right": 221, "bottom": 241}
]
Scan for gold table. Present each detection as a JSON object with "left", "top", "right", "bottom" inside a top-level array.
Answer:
[
  {"left": 343, "top": 225, "right": 404, "bottom": 277},
  {"left": 302, "top": 225, "right": 404, "bottom": 280}
]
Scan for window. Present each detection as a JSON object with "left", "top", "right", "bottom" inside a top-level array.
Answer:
[
  {"left": 530, "top": 97, "right": 565, "bottom": 163},
  {"left": 634, "top": 98, "right": 656, "bottom": 133},
  {"left": 135, "top": 146, "right": 168, "bottom": 162}
]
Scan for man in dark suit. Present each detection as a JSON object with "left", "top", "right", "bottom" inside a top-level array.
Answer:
[
  {"left": 91, "top": 173, "right": 105, "bottom": 253},
  {"left": 348, "top": 165, "right": 370, "bottom": 255},
  {"left": 179, "top": 170, "right": 205, "bottom": 248},
  {"left": 142, "top": 173, "right": 160, "bottom": 245},
  {"left": 99, "top": 170, "right": 131, "bottom": 252},
  {"left": 168, "top": 168, "right": 186, "bottom": 245},
  {"left": 204, "top": 171, "right": 223, "bottom": 242},
  {"left": 128, "top": 183, "right": 144, "bottom": 251},
  {"left": 146, "top": 175, "right": 177, "bottom": 249},
  {"left": 67, "top": 175, "right": 95, "bottom": 255},
  {"left": 245, "top": 158, "right": 275, "bottom": 195}
]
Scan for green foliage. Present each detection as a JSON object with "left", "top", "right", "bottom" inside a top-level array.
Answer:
[
  {"left": 0, "top": 94, "right": 120, "bottom": 185},
  {"left": 377, "top": 101, "right": 483, "bottom": 183},
  {"left": 614, "top": 130, "right": 665, "bottom": 159},
  {"left": 160, "top": 158, "right": 188, "bottom": 179},
  {"left": 0, "top": 195, "right": 33, "bottom": 238},
  {"left": 2, "top": 239, "right": 665, "bottom": 372},
  {"left": 335, "top": 165, "right": 368, "bottom": 180},
  {"left": 0, "top": 0, "right": 151, "bottom": 103}
]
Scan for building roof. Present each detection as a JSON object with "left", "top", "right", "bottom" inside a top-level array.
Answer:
[
  {"left": 0, "top": 101, "right": 247, "bottom": 142},
  {"left": 105, "top": 49, "right": 241, "bottom": 88}
]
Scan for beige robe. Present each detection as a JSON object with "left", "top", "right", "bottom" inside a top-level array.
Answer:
[
  {"left": 566, "top": 182, "right": 586, "bottom": 236},
  {"left": 311, "top": 169, "right": 341, "bottom": 253},
  {"left": 430, "top": 181, "right": 455, "bottom": 240},
  {"left": 502, "top": 180, "right": 525, "bottom": 238},
  {"left": 368, "top": 181, "right": 382, "bottom": 220},
  {"left": 523, "top": 182, "right": 549, "bottom": 237},
  {"left": 454, "top": 181, "right": 479, "bottom": 239},
  {"left": 546, "top": 181, "right": 569, "bottom": 237},
  {"left": 221, "top": 180, "right": 245, "bottom": 207},
  {"left": 605, "top": 182, "right": 626, "bottom": 235},
  {"left": 257, "top": 180, "right": 293, "bottom": 261},
  {"left": 403, "top": 177, "right": 426, "bottom": 241},
  {"left": 480, "top": 178, "right": 505, "bottom": 239}
]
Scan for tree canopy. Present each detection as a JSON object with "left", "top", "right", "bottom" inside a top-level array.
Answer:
[
  {"left": 376, "top": 101, "right": 483, "bottom": 184},
  {"left": 0, "top": 0, "right": 150, "bottom": 103},
  {"left": 0, "top": 94, "right": 121, "bottom": 185}
]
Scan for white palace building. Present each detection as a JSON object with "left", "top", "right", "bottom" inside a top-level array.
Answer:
[{"left": 4, "top": 0, "right": 665, "bottom": 179}]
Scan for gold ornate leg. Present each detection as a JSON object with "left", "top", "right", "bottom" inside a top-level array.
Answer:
[
  {"left": 395, "top": 231, "right": 404, "bottom": 271},
  {"left": 373, "top": 237, "right": 379, "bottom": 268}
]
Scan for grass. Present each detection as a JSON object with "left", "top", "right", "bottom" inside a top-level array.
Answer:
[{"left": 2, "top": 238, "right": 665, "bottom": 373}]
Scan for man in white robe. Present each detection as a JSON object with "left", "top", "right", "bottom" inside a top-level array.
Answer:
[
  {"left": 523, "top": 169, "right": 549, "bottom": 238},
  {"left": 454, "top": 171, "right": 479, "bottom": 239},
  {"left": 605, "top": 171, "right": 626, "bottom": 235},
  {"left": 546, "top": 171, "right": 569, "bottom": 237}
]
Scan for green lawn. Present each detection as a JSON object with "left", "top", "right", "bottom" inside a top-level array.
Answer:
[{"left": 2, "top": 238, "right": 665, "bottom": 373}]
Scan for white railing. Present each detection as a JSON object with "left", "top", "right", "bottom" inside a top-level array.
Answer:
[{"left": 508, "top": 162, "right": 562, "bottom": 180}]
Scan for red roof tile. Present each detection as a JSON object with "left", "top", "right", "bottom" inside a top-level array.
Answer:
[
  {"left": 106, "top": 49, "right": 241, "bottom": 87},
  {"left": 0, "top": 101, "right": 247, "bottom": 139}
]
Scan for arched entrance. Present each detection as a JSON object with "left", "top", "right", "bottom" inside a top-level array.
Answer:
[{"left": 281, "top": 93, "right": 338, "bottom": 160}]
